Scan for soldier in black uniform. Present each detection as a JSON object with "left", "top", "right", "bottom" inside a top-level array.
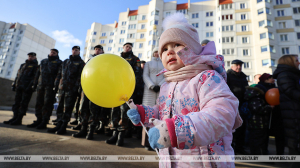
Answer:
[
  {"left": 47, "top": 46, "right": 85, "bottom": 135},
  {"left": 27, "top": 49, "right": 62, "bottom": 129},
  {"left": 105, "top": 42, "right": 144, "bottom": 146},
  {"left": 4, "top": 52, "right": 39, "bottom": 125},
  {"left": 72, "top": 45, "right": 107, "bottom": 140}
]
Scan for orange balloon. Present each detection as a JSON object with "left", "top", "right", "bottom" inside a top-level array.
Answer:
[{"left": 265, "top": 88, "right": 280, "bottom": 106}]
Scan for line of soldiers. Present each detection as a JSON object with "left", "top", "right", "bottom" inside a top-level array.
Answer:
[{"left": 4, "top": 43, "right": 144, "bottom": 146}]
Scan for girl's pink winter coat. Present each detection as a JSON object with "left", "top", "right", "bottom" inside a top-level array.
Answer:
[{"left": 136, "top": 42, "right": 243, "bottom": 168}]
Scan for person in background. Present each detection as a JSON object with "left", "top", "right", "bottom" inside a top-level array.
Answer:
[
  {"left": 140, "top": 61, "right": 146, "bottom": 69},
  {"left": 4, "top": 52, "right": 38, "bottom": 125},
  {"left": 227, "top": 59, "right": 249, "bottom": 154},
  {"left": 201, "top": 39, "right": 210, "bottom": 47},
  {"left": 251, "top": 74, "right": 261, "bottom": 87}
]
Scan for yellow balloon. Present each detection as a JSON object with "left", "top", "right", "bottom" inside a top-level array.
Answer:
[{"left": 81, "top": 54, "right": 136, "bottom": 108}]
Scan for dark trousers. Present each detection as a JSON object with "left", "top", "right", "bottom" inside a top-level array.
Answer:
[
  {"left": 109, "top": 103, "right": 129, "bottom": 132},
  {"left": 249, "top": 128, "right": 269, "bottom": 155},
  {"left": 35, "top": 86, "right": 56, "bottom": 121},
  {"left": 232, "top": 115, "right": 247, "bottom": 152},
  {"left": 73, "top": 96, "right": 80, "bottom": 120},
  {"left": 12, "top": 87, "right": 33, "bottom": 116},
  {"left": 56, "top": 91, "right": 78, "bottom": 123}
]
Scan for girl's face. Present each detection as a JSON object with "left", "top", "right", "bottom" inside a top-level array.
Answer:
[
  {"left": 294, "top": 56, "right": 300, "bottom": 69},
  {"left": 161, "top": 43, "right": 185, "bottom": 71}
]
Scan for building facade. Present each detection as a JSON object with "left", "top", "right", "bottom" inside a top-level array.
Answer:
[
  {"left": 83, "top": 0, "right": 300, "bottom": 83},
  {"left": 0, "top": 21, "right": 56, "bottom": 80}
]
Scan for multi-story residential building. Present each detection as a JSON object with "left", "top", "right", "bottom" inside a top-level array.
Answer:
[
  {"left": 0, "top": 21, "right": 56, "bottom": 80},
  {"left": 83, "top": 0, "right": 300, "bottom": 84}
]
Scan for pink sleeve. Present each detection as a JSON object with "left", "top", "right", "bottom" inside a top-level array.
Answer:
[{"left": 135, "top": 104, "right": 159, "bottom": 127}]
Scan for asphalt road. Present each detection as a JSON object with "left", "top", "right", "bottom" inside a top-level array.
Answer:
[{"left": 0, "top": 110, "right": 287, "bottom": 168}]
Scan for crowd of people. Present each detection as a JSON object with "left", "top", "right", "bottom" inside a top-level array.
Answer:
[{"left": 2, "top": 12, "right": 300, "bottom": 168}]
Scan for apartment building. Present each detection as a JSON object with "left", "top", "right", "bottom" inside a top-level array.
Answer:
[
  {"left": 0, "top": 21, "right": 56, "bottom": 80},
  {"left": 83, "top": 0, "right": 300, "bottom": 83}
]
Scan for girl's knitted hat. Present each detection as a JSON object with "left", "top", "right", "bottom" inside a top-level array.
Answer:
[{"left": 158, "top": 13, "right": 202, "bottom": 57}]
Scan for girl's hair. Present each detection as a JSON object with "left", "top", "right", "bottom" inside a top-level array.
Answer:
[{"left": 278, "top": 55, "right": 298, "bottom": 68}]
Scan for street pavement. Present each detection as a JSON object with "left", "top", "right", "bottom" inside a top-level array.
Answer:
[{"left": 0, "top": 110, "right": 288, "bottom": 168}]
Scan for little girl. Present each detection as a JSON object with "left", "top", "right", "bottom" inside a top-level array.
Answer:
[{"left": 127, "top": 13, "right": 242, "bottom": 168}]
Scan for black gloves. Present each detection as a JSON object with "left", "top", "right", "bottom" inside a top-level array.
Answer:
[{"left": 153, "top": 85, "right": 160, "bottom": 93}]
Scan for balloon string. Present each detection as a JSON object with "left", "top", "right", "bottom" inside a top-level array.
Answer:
[{"left": 140, "top": 121, "right": 160, "bottom": 156}]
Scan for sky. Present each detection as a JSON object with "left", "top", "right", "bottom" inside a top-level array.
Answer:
[{"left": 0, "top": 0, "right": 205, "bottom": 61}]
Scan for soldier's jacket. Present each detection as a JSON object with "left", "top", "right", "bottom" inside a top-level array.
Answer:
[
  {"left": 34, "top": 55, "right": 62, "bottom": 89},
  {"left": 55, "top": 55, "right": 85, "bottom": 93},
  {"left": 13, "top": 59, "right": 39, "bottom": 90},
  {"left": 120, "top": 51, "right": 143, "bottom": 101}
]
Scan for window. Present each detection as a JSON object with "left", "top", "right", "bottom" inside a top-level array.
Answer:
[
  {"left": 148, "top": 40, "right": 152, "bottom": 46},
  {"left": 271, "top": 59, "right": 276, "bottom": 66},
  {"left": 127, "top": 33, "right": 135, "bottom": 39},
  {"left": 205, "top": 12, "right": 213, "bottom": 17},
  {"left": 241, "top": 25, "right": 247, "bottom": 31},
  {"left": 138, "top": 53, "right": 142, "bottom": 58},
  {"left": 140, "top": 34, "right": 144, "bottom": 39},
  {"left": 293, "top": 7, "right": 300, "bottom": 14},
  {"left": 297, "top": 32, "right": 300, "bottom": 39},
  {"left": 139, "top": 43, "right": 143, "bottom": 48},
  {"left": 270, "top": 45, "right": 276, "bottom": 53},
  {"left": 243, "top": 49, "right": 249, "bottom": 56},
  {"left": 109, "top": 39, "right": 113, "bottom": 43},
  {"left": 259, "top": 20, "right": 265, "bottom": 27},
  {"left": 141, "top": 24, "right": 145, "bottom": 29},
  {"left": 295, "top": 20, "right": 300, "bottom": 26},
  {"left": 222, "top": 25, "right": 234, "bottom": 31},
  {"left": 166, "top": 12, "right": 171, "bottom": 17},
  {"left": 280, "top": 34, "right": 288, "bottom": 41},
  {"left": 266, "top": 8, "right": 271, "bottom": 14},
  {"left": 16, "top": 43, "right": 19, "bottom": 47},
  {"left": 222, "top": 37, "right": 234, "bottom": 43},
  {"left": 221, "top": 4, "right": 232, "bottom": 10},
  {"left": 155, "top": 10, "right": 159, "bottom": 15},
  {"left": 240, "top": 3, "right": 245, "bottom": 9},
  {"left": 7, "top": 71, "right": 10, "bottom": 76},
  {"left": 260, "top": 33, "right": 266, "bottom": 39},
  {"left": 292, "top": 0, "right": 300, "bottom": 2},
  {"left": 244, "top": 62, "right": 250, "bottom": 69},
  {"left": 129, "top": 15, "right": 137, "bottom": 20},
  {"left": 19, "top": 30, "right": 23, "bottom": 34},
  {"left": 101, "top": 33, "right": 106, "bottom": 37},
  {"left": 279, "top": 22, "right": 286, "bottom": 29},
  {"left": 153, "top": 40, "right": 156, "bottom": 46},
  {"left": 277, "top": 10, "right": 284, "bottom": 16},
  {"left": 192, "top": 13, "right": 199, "bottom": 18},
  {"left": 92, "top": 39, "right": 95, "bottom": 43},
  {"left": 120, "top": 30, "right": 125, "bottom": 34},
  {"left": 17, "top": 37, "right": 21, "bottom": 41},
  {"left": 276, "top": 0, "right": 283, "bottom": 4},
  {"left": 177, "top": 9, "right": 187, "bottom": 14},
  {"left": 110, "top": 32, "right": 114, "bottom": 36},
  {"left": 241, "top": 14, "right": 246, "bottom": 20},
  {"left": 128, "top": 24, "right": 136, "bottom": 29},
  {"left": 154, "top": 20, "right": 158, "bottom": 25},
  {"left": 142, "top": 15, "right": 146, "bottom": 20},
  {"left": 11, "top": 57, "right": 15, "bottom": 61},
  {"left": 267, "top": 20, "right": 273, "bottom": 27},
  {"left": 261, "top": 46, "right": 268, "bottom": 52},
  {"left": 262, "top": 59, "right": 269, "bottom": 66},
  {"left": 119, "top": 38, "right": 124, "bottom": 44},
  {"left": 149, "top": 30, "right": 152, "bottom": 36},
  {"left": 222, "top": 14, "right": 233, "bottom": 20},
  {"left": 122, "top": 21, "right": 126, "bottom": 26},
  {"left": 150, "top": 20, "right": 154, "bottom": 26},
  {"left": 118, "top": 47, "right": 122, "bottom": 52},
  {"left": 282, "top": 47, "right": 290, "bottom": 54},
  {"left": 258, "top": 8, "right": 264, "bottom": 15},
  {"left": 206, "top": 32, "right": 214, "bottom": 37},
  {"left": 206, "top": 22, "right": 213, "bottom": 27},
  {"left": 151, "top": 11, "right": 155, "bottom": 16},
  {"left": 13, "top": 50, "right": 17, "bottom": 54},
  {"left": 242, "top": 37, "right": 248, "bottom": 43},
  {"left": 268, "top": 32, "right": 274, "bottom": 39},
  {"left": 93, "top": 32, "right": 97, "bottom": 35},
  {"left": 192, "top": 23, "right": 199, "bottom": 28},
  {"left": 108, "top": 47, "right": 112, "bottom": 51}
]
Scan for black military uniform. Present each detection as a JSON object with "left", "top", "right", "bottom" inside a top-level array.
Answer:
[
  {"left": 73, "top": 45, "right": 109, "bottom": 140},
  {"left": 4, "top": 52, "right": 38, "bottom": 125},
  {"left": 227, "top": 59, "right": 249, "bottom": 154},
  {"left": 106, "top": 43, "right": 144, "bottom": 146},
  {"left": 47, "top": 46, "right": 85, "bottom": 135},
  {"left": 27, "top": 49, "right": 62, "bottom": 129}
]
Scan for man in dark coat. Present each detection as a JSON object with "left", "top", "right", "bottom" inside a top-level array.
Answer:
[
  {"left": 105, "top": 42, "right": 143, "bottom": 146},
  {"left": 4, "top": 52, "right": 39, "bottom": 125},
  {"left": 227, "top": 59, "right": 249, "bottom": 154},
  {"left": 27, "top": 49, "right": 62, "bottom": 129},
  {"left": 47, "top": 46, "right": 85, "bottom": 135}
]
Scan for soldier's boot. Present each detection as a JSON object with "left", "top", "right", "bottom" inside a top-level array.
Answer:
[
  {"left": 10, "top": 115, "right": 24, "bottom": 125},
  {"left": 71, "top": 124, "right": 82, "bottom": 130},
  {"left": 95, "top": 121, "right": 105, "bottom": 134},
  {"left": 47, "top": 121, "right": 62, "bottom": 133},
  {"left": 36, "top": 120, "right": 48, "bottom": 129},
  {"left": 105, "top": 130, "right": 119, "bottom": 144},
  {"left": 27, "top": 119, "right": 42, "bottom": 128},
  {"left": 86, "top": 125, "right": 96, "bottom": 140},
  {"left": 70, "top": 120, "right": 78, "bottom": 125},
  {"left": 4, "top": 115, "right": 18, "bottom": 124},
  {"left": 72, "top": 125, "right": 88, "bottom": 138},
  {"left": 116, "top": 131, "right": 125, "bottom": 146},
  {"left": 55, "top": 121, "right": 68, "bottom": 135}
]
